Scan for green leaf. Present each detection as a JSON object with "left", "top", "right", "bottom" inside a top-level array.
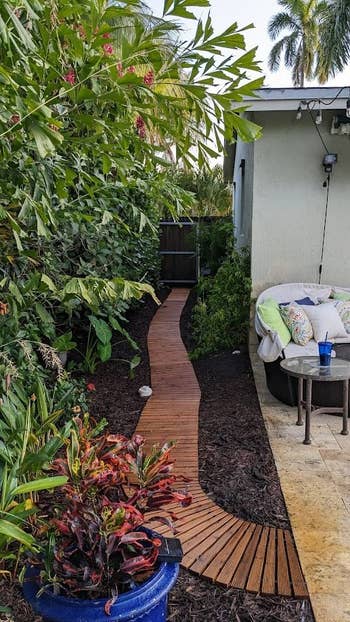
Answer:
[
  {"left": 0, "top": 519, "right": 35, "bottom": 548},
  {"left": 9, "top": 9, "right": 36, "bottom": 51},
  {"left": 109, "top": 316, "right": 139, "bottom": 351},
  {"left": 52, "top": 331, "right": 76, "bottom": 352},
  {"left": 14, "top": 476, "right": 67, "bottom": 495},
  {"left": 36, "top": 378, "right": 48, "bottom": 423},
  {"left": 230, "top": 112, "right": 262, "bottom": 142},
  {"left": 29, "top": 123, "right": 57, "bottom": 158},
  {"left": 89, "top": 316, "right": 112, "bottom": 345},
  {"left": 35, "top": 302, "right": 54, "bottom": 327},
  {"left": 97, "top": 341, "right": 112, "bottom": 362},
  {"left": 8, "top": 280, "right": 24, "bottom": 305},
  {"left": 61, "top": 278, "right": 93, "bottom": 305},
  {"left": 130, "top": 354, "right": 141, "bottom": 371},
  {"left": 41, "top": 274, "right": 56, "bottom": 292}
]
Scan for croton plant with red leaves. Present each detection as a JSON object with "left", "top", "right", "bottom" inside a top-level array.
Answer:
[{"left": 33, "top": 416, "right": 191, "bottom": 614}]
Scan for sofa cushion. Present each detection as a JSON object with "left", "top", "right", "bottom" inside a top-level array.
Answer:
[
  {"left": 279, "top": 303, "right": 313, "bottom": 346},
  {"left": 258, "top": 298, "right": 291, "bottom": 347},
  {"left": 283, "top": 339, "right": 319, "bottom": 359},
  {"left": 302, "top": 303, "right": 347, "bottom": 342}
]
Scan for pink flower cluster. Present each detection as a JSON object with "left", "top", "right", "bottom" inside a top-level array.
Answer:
[
  {"left": 103, "top": 43, "right": 114, "bottom": 55},
  {"left": 63, "top": 69, "right": 76, "bottom": 85},
  {"left": 135, "top": 115, "right": 146, "bottom": 139},
  {"left": 9, "top": 114, "right": 20, "bottom": 125},
  {"left": 116, "top": 64, "right": 136, "bottom": 78},
  {"left": 143, "top": 70, "right": 154, "bottom": 86}
]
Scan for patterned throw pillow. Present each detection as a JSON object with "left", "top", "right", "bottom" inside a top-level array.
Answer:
[
  {"left": 279, "top": 303, "right": 313, "bottom": 346},
  {"left": 333, "top": 301, "right": 350, "bottom": 333}
]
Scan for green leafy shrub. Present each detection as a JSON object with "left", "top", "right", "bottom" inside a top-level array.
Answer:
[
  {"left": 0, "top": 0, "right": 263, "bottom": 583},
  {"left": 0, "top": 0, "right": 262, "bottom": 394},
  {"left": 174, "top": 166, "right": 232, "bottom": 217},
  {"left": 191, "top": 248, "right": 251, "bottom": 359},
  {"left": 198, "top": 218, "right": 234, "bottom": 275}
]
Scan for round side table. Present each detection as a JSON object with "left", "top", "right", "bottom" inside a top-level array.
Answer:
[{"left": 280, "top": 356, "right": 350, "bottom": 445}]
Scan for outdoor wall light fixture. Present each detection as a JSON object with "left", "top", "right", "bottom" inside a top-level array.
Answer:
[
  {"left": 296, "top": 105, "right": 302, "bottom": 120},
  {"left": 323, "top": 153, "right": 337, "bottom": 174},
  {"left": 316, "top": 109, "right": 323, "bottom": 125}
]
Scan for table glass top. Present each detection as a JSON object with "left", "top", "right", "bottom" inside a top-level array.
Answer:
[{"left": 280, "top": 356, "right": 350, "bottom": 381}]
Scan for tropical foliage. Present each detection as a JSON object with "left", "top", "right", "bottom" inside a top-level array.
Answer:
[
  {"left": 191, "top": 247, "right": 251, "bottom": 359},
  {"left": 32, "top": 416, "right": 191, "bottom": 613},
  {"left": 174, "top": 166, "right": 232, "bottom": 217},
  {"left": 0, "top": 0, "right": 262, "bottom": 591},
  {"left": 197, "top": 218, "right": 234, "bottom": 275},
  {"left": 317, "top": 0, "right": 350, "bottom": 81},
  {"left": 268, "top": 0, "right": 327, "bottom": 86},
  {"left": 0, "top": 0, "right": 262, "bottom": 397},
  {"left": 0, "top": 377, "right": 70, "bottom": 572}
]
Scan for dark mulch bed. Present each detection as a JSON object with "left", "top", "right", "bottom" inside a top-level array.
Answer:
[
  {"left": 0, "top": 287, "right": 315, "bottom": 622},
  {"left": 180, "top": 289, "right": 290, "bottom": 530},
  {"left": 87, "top": 286, "right": 170, "bottom": 437}
]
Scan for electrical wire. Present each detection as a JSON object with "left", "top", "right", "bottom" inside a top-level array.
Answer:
[
  {"left": 307, "top": 107, "right": 330, "bottom": 153},
  {"left": 302, "top": 86, "right": 349, "bottom": 108},
  {"left": 296, "top": 90, "right": 345, "bottom": 284},
  {"left": 319, "top": 174, "right": 331, "bottom": 284}
]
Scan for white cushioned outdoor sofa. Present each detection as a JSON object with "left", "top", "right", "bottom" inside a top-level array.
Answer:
[{"left": 255, "top": 283, "right": 350, "bottom": 407}]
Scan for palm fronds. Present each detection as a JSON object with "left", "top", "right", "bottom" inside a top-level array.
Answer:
[
  {"left": 267, "top": 0, "right": 326, "bottom": 86},
  {"left": 316, "top": 0, "right": 350, "bottom": 82}
]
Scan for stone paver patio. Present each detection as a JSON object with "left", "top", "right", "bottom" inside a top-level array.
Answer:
[{"left": 250, "top": 344, "right": 350, "bottom": 622}]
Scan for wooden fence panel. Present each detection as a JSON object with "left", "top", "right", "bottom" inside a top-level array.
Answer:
[{"left": 159, "top": 220, "right": 198, "bottom": 283}]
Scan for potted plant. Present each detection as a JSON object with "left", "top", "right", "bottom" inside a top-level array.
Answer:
[{"left": 23, "top": 416, "right": 191, "bottom": 621}]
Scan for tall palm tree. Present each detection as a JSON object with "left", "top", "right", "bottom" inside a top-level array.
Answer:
[
  {"left": 268, "top": 0, "right": 326, "bottom": 87},
  {"left": 317, "top": 0, "right": 350, "bottom": 82}
]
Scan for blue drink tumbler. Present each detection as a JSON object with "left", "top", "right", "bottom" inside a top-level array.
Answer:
[{"left": 318, "top": 341, "right": 332, "bottom": 366}]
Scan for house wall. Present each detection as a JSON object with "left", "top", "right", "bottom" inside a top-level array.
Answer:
[
  {"left": 250, "top": 110, "right": 350, "bottom": 297},
  {"left": 232, "top": 127, "right": 254, "bottom": 249}
]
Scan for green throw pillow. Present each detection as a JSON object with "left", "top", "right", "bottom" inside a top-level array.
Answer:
[
  {"left": 332, "top": 291, "right": 350, "bottom": 302},
  {"left": 258, "top": 298, "right": 291, "bottom": 347}
]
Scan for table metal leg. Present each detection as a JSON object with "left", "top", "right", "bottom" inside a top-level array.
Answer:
[
  {"left": 342, "top": 380, "right": 349, "bottom": 436},
  {"left": 303, "top": 379, "right": 312, "bottom": 445},
  {"left": 297, "top": 377, "right": 303, "bottom": 426}
]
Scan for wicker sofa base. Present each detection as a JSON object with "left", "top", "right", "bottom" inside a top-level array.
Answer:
[{"left": 263, "top": 343, "right": 350, "bottom": 409}]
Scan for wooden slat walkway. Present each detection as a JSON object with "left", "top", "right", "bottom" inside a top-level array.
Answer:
[{"left": 137, "top": 289, "right": 308, "bottom": 598}]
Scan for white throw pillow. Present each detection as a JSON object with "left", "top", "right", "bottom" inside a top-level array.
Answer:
[{"left": 302, "top": 303, "right": 347, "bottom": 342}]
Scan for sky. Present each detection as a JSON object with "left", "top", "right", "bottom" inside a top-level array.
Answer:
[{"left": 146, "top": 0, "right": 350, "bottom": 88}]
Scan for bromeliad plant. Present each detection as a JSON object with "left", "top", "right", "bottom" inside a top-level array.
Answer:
[{"left": 33, "top": 416, "right": 191, "bottom": 613}]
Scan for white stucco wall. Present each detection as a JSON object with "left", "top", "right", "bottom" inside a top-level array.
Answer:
[{"left": 251, "top": 110, "right": 350, "bottom": 297}]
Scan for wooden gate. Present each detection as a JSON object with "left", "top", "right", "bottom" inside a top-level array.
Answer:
[{"left": 159, "top": 220, "right": 199, "bottom": 284}]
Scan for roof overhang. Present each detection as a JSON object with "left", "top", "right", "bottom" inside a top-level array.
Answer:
[{"left": 242, "top": 86, "right": 349, "bottom": 112}]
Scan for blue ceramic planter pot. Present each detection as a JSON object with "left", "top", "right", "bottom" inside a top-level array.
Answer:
[{"left": 23, "top": 561, "right": 179, "bottom": 622}]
